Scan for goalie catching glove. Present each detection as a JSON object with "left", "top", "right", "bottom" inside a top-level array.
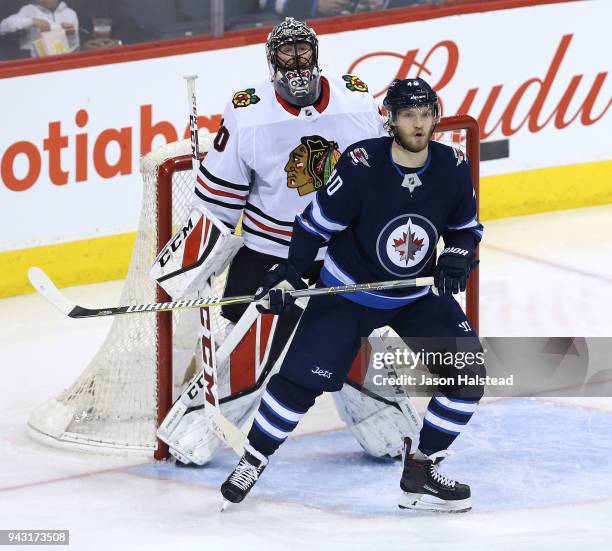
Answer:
[
  {"left": 434, "top": 247, "right": 479, "bottom": 295},
  {"left": 254, "top": 263, "right": 307, "bottom": 315}
]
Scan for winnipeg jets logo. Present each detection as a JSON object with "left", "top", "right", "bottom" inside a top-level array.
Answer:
[
  {"left": 393, "top": 224, "right": 424, "bottom": 265},
  {"left": 311, "top": 366, "right": 333, "bottom": 379},
  {"left": 376, "top": 215, "right": 437, "bottom": 276},
  {"left": 401, "top": 173, "right": 422, "bottom": 193},
  {"left": 349, "top": 147, "right": 370, "bottom": 168}
]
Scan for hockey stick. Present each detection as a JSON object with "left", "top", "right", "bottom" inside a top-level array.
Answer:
[
  {"left": 28, "top": 266, "right": 434, "bottom": 319},
  {"left": 184, "top": 74, "right": 246, "bottom": 455},
  {"left": 199, "top": 306, "right": 246, "bottom": 456},
  {"left": 184, "top": 75, "right": 200, "bottom": 177}
]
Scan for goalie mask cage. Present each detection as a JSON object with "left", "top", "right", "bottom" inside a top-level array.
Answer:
[{"left": 27, "top": 117, "right": 480, "bottom": 459}]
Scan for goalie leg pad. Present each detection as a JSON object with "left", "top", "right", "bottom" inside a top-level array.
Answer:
[
  {"left": 159, "top": 301, "right": 306, "bottom": 465},
  {"left": 166, "top": 396, "right": 258, "bottom": 465},
  {"left": 333, "top": 328, "right": 422, "bottom": 458},
  {"left": 333, "top": 384, "right": 418, "bottom": 458}
]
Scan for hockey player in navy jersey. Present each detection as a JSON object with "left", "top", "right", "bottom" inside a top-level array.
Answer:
[{"left": 221, "top": 78, "right": 484, "bottom": 512}]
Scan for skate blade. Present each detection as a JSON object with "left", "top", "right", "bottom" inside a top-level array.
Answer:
[{"left": 398, "top": 492, "right": 472, "bottom": 513}]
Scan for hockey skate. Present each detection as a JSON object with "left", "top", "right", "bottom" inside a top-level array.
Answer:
[
  {"left": 221, "top": 444, "right": 268, "bottom": 510},
  {"left": 399, "top": 438, "right": 471, "bottom": 513}
]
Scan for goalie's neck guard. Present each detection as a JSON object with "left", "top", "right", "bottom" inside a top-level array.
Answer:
[{"left": 266, "top": 17, "right": 321, "bottom": 108}]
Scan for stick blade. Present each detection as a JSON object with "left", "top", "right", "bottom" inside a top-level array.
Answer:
[
  {"left": 209, "top": 414, "right": 246, "bottom": 457},
  {"left": 28, "top": 267, "right": 76, "bottom": 316}
]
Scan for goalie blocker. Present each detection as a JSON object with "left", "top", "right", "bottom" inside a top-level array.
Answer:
[{"left": 149, "top": 204, "right": 243, "bottom": 299}]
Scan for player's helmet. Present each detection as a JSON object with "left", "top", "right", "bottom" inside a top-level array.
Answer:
[
  {"left": 383, "top": 78, "right": 440, "bottom": 128},
  {"left": 266, "top": 18, "right": 321, "bottom": 108}
]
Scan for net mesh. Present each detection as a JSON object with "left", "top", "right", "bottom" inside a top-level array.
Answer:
[
  {"left": 27, "top": 120, "right": 477, "bottom": 456},
  {"left": 27, "top": 132, "right": 220, "bottom": 454}
]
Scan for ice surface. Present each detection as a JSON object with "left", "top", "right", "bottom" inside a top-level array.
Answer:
[
  {"left": 1, "top": 206, "right": 612, "bottom": 550},
  {"left": 133, "top": 399, "right": 612, "bottom": 514}
]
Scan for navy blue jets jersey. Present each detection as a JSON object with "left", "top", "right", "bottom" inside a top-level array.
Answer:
[{"left": 289, "top": 136, "right": 483, "bottom": 309}]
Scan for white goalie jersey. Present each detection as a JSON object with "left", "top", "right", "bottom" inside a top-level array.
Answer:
[{"left": 192, "top": 74, "right": 387, "bottom": 259}]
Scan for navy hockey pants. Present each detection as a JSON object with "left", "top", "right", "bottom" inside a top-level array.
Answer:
[{"left": 279, "top": 291, "right": 484, "bottom": 397}]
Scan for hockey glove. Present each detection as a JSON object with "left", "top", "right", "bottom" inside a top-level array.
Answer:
[
  {"left": 434, "top": 248, "right": 479, "bottom": 295},
  {"left": 254, "top": 263, "right": 307, "bottom": 315}
]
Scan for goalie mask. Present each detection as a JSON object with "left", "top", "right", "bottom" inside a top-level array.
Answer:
[
  {"left": 383, "top": 78, "right": 440, "bottom": 149},
  {"left": 266, "top": 17, "right": 321, "bottom": 108}
]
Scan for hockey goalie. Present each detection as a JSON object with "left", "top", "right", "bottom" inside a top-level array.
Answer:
[{"left": 151, "top": 17, "right": 421, "bottom": 466}]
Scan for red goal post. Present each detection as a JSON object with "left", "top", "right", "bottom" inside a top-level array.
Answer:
[{"left": 435, "top": 115, "right": 480, "bottom": 332}]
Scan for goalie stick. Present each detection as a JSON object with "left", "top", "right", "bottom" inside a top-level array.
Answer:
[
  {"left": 28, "top": 266, "right": 435, "bottom": 319},
  {"left": 184, "top": 74, "right": 200, "bottom": 178},
  {"left": 183, "top": 74, "right": 246, "bottom": 455},
  {"left": 198, "top": 304, "right": 246, "bottom": 456}
]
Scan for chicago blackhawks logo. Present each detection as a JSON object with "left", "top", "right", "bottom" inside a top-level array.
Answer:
[
  {"left": 232, "top": 88, "right": 260, "bottom": 108},
  {"left": 284, "top": 135, "right": 341, "bottom": 196},
  {"left": 376, "top": 214, "right": 438, "bottom": 276},
  {"left": 342, "top": 74, "right": 368, "bottom": 92}
]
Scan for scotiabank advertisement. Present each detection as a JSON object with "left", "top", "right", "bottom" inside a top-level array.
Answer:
[{"left": 0, "top": 1, "right": 610, "bottom": 263}]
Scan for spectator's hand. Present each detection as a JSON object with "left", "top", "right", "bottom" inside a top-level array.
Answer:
[
  {"left": 32, "top": 19, "right": 51, "bottom": 32},
  {"left": 61, "top": 22, "right": 76, "bottom": 35},
  {"left": 317, "top": 0, "right": 355, "bottom": 16}
]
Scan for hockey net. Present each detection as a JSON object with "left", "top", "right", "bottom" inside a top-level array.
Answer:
[{"left": 27, "top": 117, "right": 479, "bottom": 458}]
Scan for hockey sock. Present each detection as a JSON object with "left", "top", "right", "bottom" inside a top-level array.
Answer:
[
  {"left": 247, "top": 373, "right": 321, "bottom": 457},
  {"left": 418, "top": 391, "right": 480, "bottom": 455}
]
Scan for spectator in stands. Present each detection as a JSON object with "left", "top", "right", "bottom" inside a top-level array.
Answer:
[
  {"left": 261, "top": 0, "right": 427, "bottom": 19},
  {"left": 0, "top": 0, "right": 79, "bottom": 56},
  {"left": 260, "top": 0, "right": 349, "bottom": 19}
]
